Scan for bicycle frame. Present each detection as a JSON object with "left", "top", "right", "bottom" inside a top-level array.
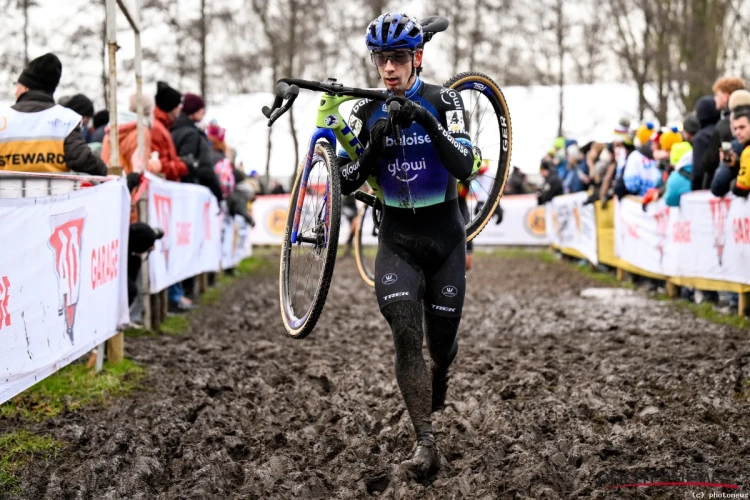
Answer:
[{"left": 290, "top": 93, "right": 367, "bottom": 245}]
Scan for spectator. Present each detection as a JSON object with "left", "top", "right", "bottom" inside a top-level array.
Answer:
[
  {"left": 270, "top": 180, "right": 286, "bottom": 194},
  {"left": 551, "top": 136, "right": 568, "bottom": 179},
  {"left": 620, "top": 122, "right": 660, "bottom": 197},
  {"left": 562, "top": 144, "right": 589, "bottom": 193},
  {"left": 505, "top": 166, "right": 529, "bottom": 195},
  {"left": 101, "top": 93, "right": 161, "bottom": 175},
  {"left": 682, "top": 112, "right": 700, "bottom": 143},
  {"left": 601, "top": 119, "right": 635, "bottom": 206},
  {"left": 635, "top": 121, "right": 657, "bottom": 147},
  {"left": 152, "top": 81, "right": 192, "bottom": 312},
  {"left": 88, "top": 110, "right": 109, "bottom": 157},
  {"left": 703, "top": 76, "right": 746, "bottom": 189},
  {"left": 690, "top": 96, "right": 721, "bottom": 191},
  {"left": 537, "top": 160, "right": 563, "bottom": 204},
  {"left": 710, "top": 139, "right": 743, "bottom": 197},
  {"left": 170, "top": 93, "right": 223, "bottom": 201},
  {"left": 60, "top": 94, "right": 95, "bottom": 143},
  {"left": 153, "top": 81, "right": 189, "bottom": 182},
  {"left": 90, "top": 110, "right": 109, "bottom": 143},
  {"left": 0, "top": 53, "right": 106, "bottom": 175},
  {"left": 664, "top": 142, "right": 693, "bottom": 207},
  {"left": 247, "top": 170, "right": 266, "bottom": 195},
  {"left": 728, "top": 90, "right": 750, "bottom": 197}
]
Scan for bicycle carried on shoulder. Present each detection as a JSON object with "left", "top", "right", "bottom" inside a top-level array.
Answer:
[{"left": 263, "top": 17, "right": 513, "bottom": 337}]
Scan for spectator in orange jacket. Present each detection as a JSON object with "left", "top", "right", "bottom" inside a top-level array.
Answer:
[
  {"left": 101, "top": 93, "right": 161, "bottom": 174},
  {"left": 152, "top": 81, "right": 188, "bottom": 182}
]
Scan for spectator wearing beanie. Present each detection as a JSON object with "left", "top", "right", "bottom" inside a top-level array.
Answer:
[
  {"left": 703, "top": 76, "right": 746, "bottom": 189},
  {"left": 0, "top": 53, "right": 106, "bottom": 175},
  {"left": 90, "top": 110, "right": 109, "bottom": 144},
  {"left": 170, "top": 93, "right": 223, "bottom": 201},
  {"left": 664, "top": 142, "right": 694, "bottom": 207},
  {"left": 152, "top": 81, "right": 188, "bottom": 182},
  {"left": 101, "top": 93, "right": 161, "bottom": 175},
  {"left": 537, "top": 160, "right": 563, "bottom": 204},
  {"left": 682, "top": 112, "right": 701, "bottom": 143},
  {"left": 61, "top": 93, "right": 95, "bottom": 142},
  {"left": 690, "top": 96, "right": 721, "bottom": 191}
]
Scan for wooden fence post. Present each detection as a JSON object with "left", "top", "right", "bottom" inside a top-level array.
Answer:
[
  {"left": 739, "top": 292, "right": 749, "bottom": 318},
  {"left": 666, "top": 281, "right": 680, "bottom": 299}
]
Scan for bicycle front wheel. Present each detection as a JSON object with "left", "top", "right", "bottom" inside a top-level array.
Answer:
[
  {"left": 445, "top": 72, "right": 513, "bottom": 242},
  {"left": 279, "top": 141, "right": 341, "bottom": 339},
  {"left": 354, "top": 204, "right": 378, "bottom": 288}
]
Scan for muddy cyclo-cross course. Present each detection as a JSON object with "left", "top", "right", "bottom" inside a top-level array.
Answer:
[{"left": 2, "top": 251, "right": 750, "bottom": 499}]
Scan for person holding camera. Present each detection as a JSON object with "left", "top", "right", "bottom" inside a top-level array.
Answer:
[{"left": 727, "top": 90, "right": 750, "bottom": 197}]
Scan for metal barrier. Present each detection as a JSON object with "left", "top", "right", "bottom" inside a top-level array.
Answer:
[{"left": 0, "top": 171, "right": 117, "bottom": 198}]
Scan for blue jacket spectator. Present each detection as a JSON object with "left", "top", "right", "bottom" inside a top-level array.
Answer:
[
  {"left": 664, "top": 143, "right": 693, "bottom": 207},
  {"left": 563, "top": 158, "right": 590, "bottom": 193},
  {"left": 623, "top": 143, "right": 661, "bottom": 196}
]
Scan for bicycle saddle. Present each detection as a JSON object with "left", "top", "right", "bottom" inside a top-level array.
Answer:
[{"left": 419, "top": 16, "right": 449, "bottom": 34}]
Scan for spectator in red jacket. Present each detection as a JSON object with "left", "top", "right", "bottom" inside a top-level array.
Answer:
[{"left": 152, "top": 81, "right": 188, "bottom": 182}]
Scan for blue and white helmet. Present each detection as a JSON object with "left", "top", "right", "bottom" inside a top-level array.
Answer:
[{"left": 366, "top": 13, "right": 423, "bottom": 52}]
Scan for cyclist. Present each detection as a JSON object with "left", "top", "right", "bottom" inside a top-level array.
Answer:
[{"left": 336, "top": 12, "right": 478, "bottom": 478}]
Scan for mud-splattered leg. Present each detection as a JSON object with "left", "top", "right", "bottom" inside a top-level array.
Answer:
[{"left": 425, "top": 314, "right": 460, "bottom": 412}]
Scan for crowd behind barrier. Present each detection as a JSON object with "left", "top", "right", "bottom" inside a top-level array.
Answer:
[
  {"left": 533, "top": 75, "right": 750, "bottom": 316},
  {"left": 546, "top": 191, "right": 750, "bottom": 304}
]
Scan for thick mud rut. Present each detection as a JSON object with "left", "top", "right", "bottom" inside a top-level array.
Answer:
[{"left": 5, "top": 252, "right": 750, "bottom": 499}]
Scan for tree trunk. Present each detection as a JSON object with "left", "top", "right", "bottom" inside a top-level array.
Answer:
[
  {"left": 451, "top": 4, "right": 462, "bottom": 75},
  {"left": 101, "top": 17, "right": 108, "bottom": 108},
  {"left": 556, "top": 0, "right": 565, "bottom": 138},
  {"left": 200, "top": 0, "right": 207, "bottom": 98},
  {"left": 22, "top": 0, "right": 29, "bottom": 65}
]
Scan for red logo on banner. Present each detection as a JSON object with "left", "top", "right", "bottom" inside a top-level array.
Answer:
[
  {"left": 709, "top": 198, "right": 731, "bottom": 266},
  {"left": 733, "top": 217, "right": 750, "bottom": 245},
  {"left": 176, "top": 222, "right": 192, "bottom": 246},
  {"left": 153, "top": 194, "right": 172, "bottom": 269},
  {"left": 673, "top": 221, "right": 691, "bottom": 244},
  {"left": 203, "top": 201, "right": 211, "bottom": 240},
  {"left": 654, "top": 207, "right": 670, "bottom": 263},
  {"left": 91, "top": 239, "right": 119, "bottom": 290},
  {"left": 0, "top": 276, "right": 10, "bottom": 329},
  {"left": 49, "top": 210, "right": 86, "bottom": 343}
]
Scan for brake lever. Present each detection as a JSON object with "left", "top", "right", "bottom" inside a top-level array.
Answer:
[
  {"left": 386, "top": 101, "right": 402, "bottom": 147},
  {"left": 265, "top": 85, "right": 300, "bottom": 126}
]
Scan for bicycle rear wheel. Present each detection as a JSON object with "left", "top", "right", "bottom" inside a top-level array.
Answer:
[
  {"left": 445, "top": 72, "right": 512, "bottom": 241},
  {"left": 279, "top": 141, "right": 341, "bottom": 339},
  {"left": 353, "top": 203, "right": 378, "bottom": 288}
]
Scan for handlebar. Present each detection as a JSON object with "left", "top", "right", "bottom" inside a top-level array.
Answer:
[{"left": 261, "top": 78, "right": 387, "bottom": 127}]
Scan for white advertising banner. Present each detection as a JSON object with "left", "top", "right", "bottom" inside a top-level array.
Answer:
[
  {"left": 546, "top": 192, "right": 598, "bottom": 264},
  {"left": 221, "top": 214, "right": 253, "bottom": 269},
  {"left": 473, "top": 194, "right": 549, "bottom": 246},
  {"left": 249, "top": 194, "right": 291, "bottom": 245},
  {"left": 146, "top": 174, "right": 221, "bottom": 293},
  {"left": 614, "top": 197, "right": 673, "bottom": 276},
  {"left": 615, "top": 192, "right": 750, "bottom": 284},
  {"left": 674, "top": 192, "right": 750, "bottom": 284},
  {"left": 0, "top": 180, "right": 130, "bottom": 404},
  {"left": 252, "top": 194, "right": 549, "bottom": 247}
]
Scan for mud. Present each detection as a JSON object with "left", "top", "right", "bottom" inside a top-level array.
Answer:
[{"left": 4, "top": 251, "right": 750, "bottom": 499}]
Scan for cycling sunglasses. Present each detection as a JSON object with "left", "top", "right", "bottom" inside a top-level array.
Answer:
[{"left": 371, "top": 51, "right": 414, "bottom": 67}]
